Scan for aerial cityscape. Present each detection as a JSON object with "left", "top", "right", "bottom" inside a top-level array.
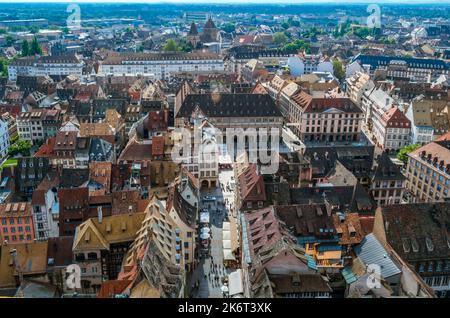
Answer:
[{"left": 0, "top": 1, "right": 449, "bottom": 302}]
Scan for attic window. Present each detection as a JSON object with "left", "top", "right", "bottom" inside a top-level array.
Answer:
[
  {"left": 402, "top": 238, "right": 411, "bottom": 253},
  {"left": 411, "top": 238, "right": 419, "bottom": 253},
  {"left": 85, "top": 232, "right": 91, "bottom": 242},
  {"left": 425, "top": 237, "right": 434, "bottom": 252},
  {"left": 121, "top": 222, "right": 127, "bottom": 231},
  {"left": 106, "top": 223, "right": 111, "bottom": 233}
]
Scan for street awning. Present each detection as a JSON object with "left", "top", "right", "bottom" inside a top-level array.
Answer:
[
  {"left": 223, "top": 249, "right": 236, "bottom": 261},
  {"left": 201, "top": 227, "right": 210, "bottom": 234},
  {"left": 223, "top": 240, "right": 231, "bottom": 249},
  {"left": 228, "top": 269, "right": 244, "bottom": 296},
  {"left": 200, "top": 212, "right": 210, "bottom": 223}
]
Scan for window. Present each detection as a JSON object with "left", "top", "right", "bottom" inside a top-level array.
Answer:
[{"left": 87, "top": 252, "right": 97, "bottom": 260}]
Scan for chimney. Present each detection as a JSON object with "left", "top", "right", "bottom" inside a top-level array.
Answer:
[{"left": 97, "top": 206, "right": 103, "bottom": 224}]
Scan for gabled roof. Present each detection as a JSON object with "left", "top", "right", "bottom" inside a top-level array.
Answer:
[
  {"left": 119, "top": 139, "right": 152, "bottom": 162},
  {"left": 381, "top": 106, "right": 411, "bottom": 128},
  {"left": 237, "top": 164, "right": 266, "bottom": 203},
  {"left": 73, "top": 213, "right": 145, "bottom": 252},
  {"left": 372, "top": 152, "right": 405, "bottom": 181}
]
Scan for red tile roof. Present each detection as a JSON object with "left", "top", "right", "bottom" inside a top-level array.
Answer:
[
  {"left": 244, "top": 206, "right": 286, "bottom": 258},
  {"left": 97, "top": 280, "right": 132, "bottom": 298},
  {"left": 34, "top": 137, "right": 56, "bottom": 158},
  {"left": 151, "top": 136, "right": 165, "bottom": 157},
  {"left": 381, "top": 106, "right": 411, "bottom": 128},
  {"left": 238, "top": 164, "right": 266, "bottom": 203}
]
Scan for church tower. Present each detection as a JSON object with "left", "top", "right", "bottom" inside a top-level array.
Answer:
[{"left": 187, "top": 22, "right": 201, "bottom": 48}]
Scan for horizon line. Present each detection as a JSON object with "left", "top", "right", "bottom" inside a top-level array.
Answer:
[{"left": 0, "top": 0, "right": 450, "bottom": 4}]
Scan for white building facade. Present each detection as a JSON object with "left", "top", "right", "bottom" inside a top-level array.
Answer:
[
  {"left": 0, "top": 120, "right": 10, "bottom": 162},
  {"left": 8, "top": 55, "right": 83, "bottom": 81},
  {"left": 98, "top": 52, "right": 225, "bottom": 80}
]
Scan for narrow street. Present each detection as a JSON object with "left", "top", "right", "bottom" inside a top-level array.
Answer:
[{"left": 188, "top": 169, "right": 235, "bottom": 298}]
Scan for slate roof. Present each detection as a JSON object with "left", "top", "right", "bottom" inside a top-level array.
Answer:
[
  {"left": 290, "top": 184, "right": 376, "bottom": 214},
  {"left": 188, "top": 22, "right": 199, "bottom": 36},
  {"left": 46, "top": 236, "right": 74, "bottom": 267},
  {"left": 304, "top": 145, "right": 375, "bottom": 180},
  {"left": 372, "top": 152, "right": 406, "bottom": 182},
  {"left": 380, "top": 202, "right": 450, "bottom": 263},
  {"left": 176, "top": 93, "right": 282, "bottom": 118},
  {"left": 60, "top": 168, "right": 90, "bottom": 188},
  {"left": 352, "top": 54, "right": 450, "bottom": 71}
]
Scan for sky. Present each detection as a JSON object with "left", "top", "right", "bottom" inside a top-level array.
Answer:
[{"left": 0, "top": 0, "right": 449, "bottom": 3}]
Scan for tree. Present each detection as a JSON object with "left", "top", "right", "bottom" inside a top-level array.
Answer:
[
  {"left": 283, "top": 39, "right": 310, "bottom": 52},
  {"left": 353, "top": 26, "right": 372, "bottom": 39},
  {"left": 0, "top": 57, "right": 8, "bottom": 76},
  {"left": 333, "top": 59, "right": 345, "bottom": 82},
  {"left": 29, "top": 26, "right": 39, "bottom": 34},
  {"left": 272, "top": 32, "right": 288, "bottom": 46},
  {"left": 30, "top": 37, "right": 42, "bottom": 55},
  {"left": 8, "top": 139, "right": 32, "bottom": 157},
  {"left": 21, "top": 40, "right": 29, "bottom": 57},
  {"left": 5, "top": 35, "right": 14, "bottom": 47},
  {"left": 397, "top": 144, "right": 420, "bottom": 164},
  {"left": 221, "top": 23, "right": 235, "bottom": 34},
  {"left": 281, "top": 22, "right": 290, "bottom": 30},
  {"left": 163, "top": 39, "right": 179, "bottom": 52}
]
